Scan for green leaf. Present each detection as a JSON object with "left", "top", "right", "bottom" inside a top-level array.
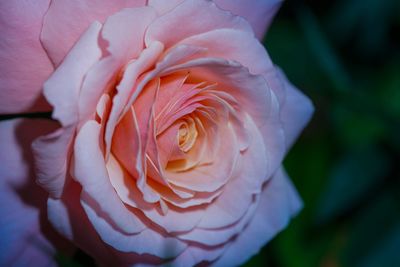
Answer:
[
  {"left": 315, "top": 146, "right": 390, "bottom": 223},
  {"left": 342, "top": 192, "right": 400, "bottom": 267}
]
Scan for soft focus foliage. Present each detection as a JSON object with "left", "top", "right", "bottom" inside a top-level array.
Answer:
[{"left": 244, "top": 0, "right": 400, "bottom": 266}]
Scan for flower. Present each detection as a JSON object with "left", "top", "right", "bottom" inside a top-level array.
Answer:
[{"left": 0, "top": 0, "right": 313, "bottom": 265}]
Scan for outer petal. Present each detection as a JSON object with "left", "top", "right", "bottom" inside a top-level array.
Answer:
[
  {"left": 149, "top": 0, "right": 282, "bottom": 40},
  {"left": 41, "top": 0, "right": 147, "bottom": 66},
  {"left": 73, "top": 120, "right": 145, "bottom": 235},
  {"left": 0, "top": 0, "right": 53, "bottom": 114},
  {"left": 277, "top": 69, "right": 314, "bottom": 149},
  {"left": 213, "top": 167, "right": 303, "bottom": 266},
  {"left": 145, "top": 0, "right": 254, "bottom": 48},
  {"left": 0, "top": 118, "right": 70, "bottom": 266},
  {"left": 47, "top": 181, "right": 124, "bottom": 266},
  {"left": 32, "top": 22, "right": 103, "bottom": 199},
  {"left": 214, "top": 0, "right": 284, "bottom": 39}
]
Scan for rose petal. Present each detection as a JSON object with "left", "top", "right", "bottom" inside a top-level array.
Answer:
[
  {"left": 145, "top": 0, "right": 253, "bottom": 48},
  {"left": 32, "top": 22, "right": 103, "bottom": 198},
  {"left": 0, "top": 118, "right": 68, "bottom": 266},
  {"left": 0, "top": 0, "right": 53, "bottom": 114},
  {"left": 41, "top": 0, "right": 147, "bottom": 66},
  {"left": 178, "top": 28, "right": 273, "bottom": 76},
  {"left": 108, "top": 156, "right": 206, "bottom": 233},
  {"left": 47, "top": 181, "right": 119, "bottom": 266},
  {"left": 73, "top": 120, "right": 145, "bottom": 234},
  {"left": 162, "top": 57, "right": 286, "bottom": 182},
  {"left": 178, "top": 193, "right": 260, "bottom": 247},
  {"left": 214, "top": 0, "right": 283, "bottom": 40},
  {"left": 166, "top": 244, "right": 226, "bottom": 267},
  {"left": 277, "top": 69, "right": 314, "bottom": 149},
  {"left": 148, "top": 0, "right": 184, "bottom": 15},
  {"left": 166, "top": 121, "right": 239, "bottom": 193},
  {"left": 213, "top": 167, "right": 303, "bottom": 266},
  {"left": 44, "top": 22, "right": 102, "bottom": 127},
  {"left": 81, "top": 200, "right": 187, "bottom": 258}
]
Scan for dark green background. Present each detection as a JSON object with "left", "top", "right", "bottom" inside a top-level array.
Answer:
[{"left": 245, "top": 0, "right": 400, "bottom": 266}]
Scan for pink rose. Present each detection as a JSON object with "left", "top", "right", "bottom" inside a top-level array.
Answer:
[{"left": 0, "top": 0, "right": 313, "bottom": 265}]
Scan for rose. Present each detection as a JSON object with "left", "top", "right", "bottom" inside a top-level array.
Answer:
[{"left": 0, "top": 0, "right": 313, "bottom": 265}]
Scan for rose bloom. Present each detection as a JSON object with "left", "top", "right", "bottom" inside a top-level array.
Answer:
[{"left": 0, "top": 0, "right": 313, "bottom": 266}]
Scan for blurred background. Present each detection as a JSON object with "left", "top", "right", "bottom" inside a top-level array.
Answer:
[{"left": 245, "top": 0, "right": 400, "bottom": 266}]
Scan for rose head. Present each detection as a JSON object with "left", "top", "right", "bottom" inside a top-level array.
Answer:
[{"left": 0, "top": 0, "right": 315, "bottom": 265}]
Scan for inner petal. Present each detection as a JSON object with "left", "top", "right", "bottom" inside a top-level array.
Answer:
[{"left": 178, "top": 117, "right": 197, "bottom": 152}]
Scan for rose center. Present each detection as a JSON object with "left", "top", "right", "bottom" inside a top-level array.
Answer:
[{"left": 178, "top": 117, "right": 198, "bottom": 152}]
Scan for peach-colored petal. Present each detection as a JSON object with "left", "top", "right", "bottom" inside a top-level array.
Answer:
[
  {"left": 0, "top": 0, "right": 53, "bottom": 114},
  {"left": 145, "top": 0, "right": 253, "bottom": 48},
  {"left": 41, "top": 0, "right": 147, "bottom": 66},
  {"left": 214, "top": 0, "right": 283, "bottom": 40},
  {"left": 162, "top": 57, "right": 286, "bottom": 180},
  {"left": 73, "top": 120, "right": 145, "bottom": 234},
  {"left": 213, "top": 167, "right": 303, "bottom": 267},
  {"left": 176, "top": 115, "right": 268, "bottom": 245},
  {"left": 112, "top": 107, "right": 141, "bottom": 177},
  {"left": 103, "top": 40, "right": 163, "bottom": 155},
  {"left": 122, "top": 44, "right": 206, "bottom": 118},
  {"left": 166, "top": 121, "right": 239, "bottom": 193},
  {"left": 0, "top": 118, "right": 69, "bottom": 266}
]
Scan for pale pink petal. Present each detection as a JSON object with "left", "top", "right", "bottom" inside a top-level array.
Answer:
[
  {"left": 32, "top": 22, "right": 103, "bottom": 198},
  {"left": 178, "top": 28, "right": 273, "bottom": 76},
  {"left": 167, "top": 244, "right": 226, "bottom": 267},
  {"left": 214, "top": 0, "right": 283, "bottom": 39},
  {"left": 213, "top": 167, "right": 303, "bottom": 267},
  {"left": 277, "top": 69, "right": 314, "bottom": 149},
  {"left": 41, "top": 0, "right": 146, "bottom": 66},
  {"left": 47, "top": 181, "right": 120, "bottom": 266},
  {"left": 0, "top": 0, "right": 53, "bottom": 114},
  {"left": 32, "top": 126, "right": 75, "bottom": 199},
  {"left": 108, "top": 156, "right": 206, "bottom": 233},
  {"left": 81, "top": 200, "right": 187, "bottom": 258},
  {"left": 44, "top": 21, "right": 102, "bottom": 126},
  {"left": 195, "top": 175, "right": 253, "bottom": 230},
  {"left": 0, "top": 118, "right": 71, "bottom": 266},
  {"left": 145, "top": 0, "right": 253, "bottom": 48},
  {"left": 148, "top": 0, "right": 184, "bottom": 15},
  {"left": 48, "top": 180, "right": 170, "bottom": 265},
  {"left": 73, "top": 120, "right": 146, "bottom": 234},
  {"left": 178, "top": 193, "right": 259, "bottom": 247}
]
